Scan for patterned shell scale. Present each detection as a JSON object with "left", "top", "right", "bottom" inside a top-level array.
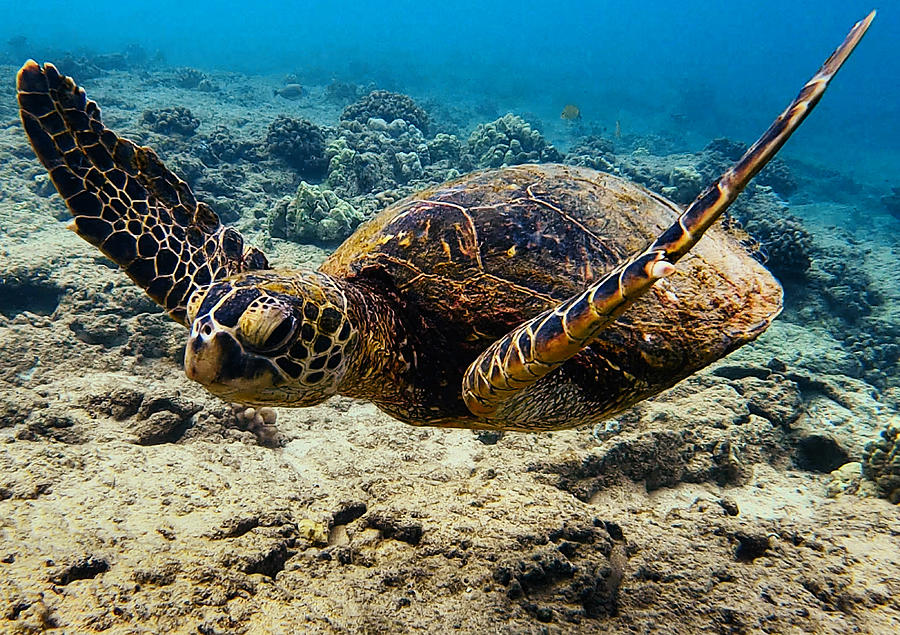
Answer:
[{"left": 321, "top": 164, "right": 783, "bottom": 385}]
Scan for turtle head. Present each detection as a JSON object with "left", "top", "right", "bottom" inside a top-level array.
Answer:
[{"left": 182, "top": 272, "right": 357, "bottom": 407}]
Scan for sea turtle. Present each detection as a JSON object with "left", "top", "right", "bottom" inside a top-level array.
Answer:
[{"left": 16, "top": 14, "right": 872, "bottom": 432}]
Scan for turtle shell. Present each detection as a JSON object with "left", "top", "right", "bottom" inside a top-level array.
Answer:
[{"left": 321, "top": 164, "right": 782, "bottom": 419}]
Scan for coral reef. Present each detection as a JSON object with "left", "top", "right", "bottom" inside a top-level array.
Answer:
[
  {"left": 173, "top": 67, "right": 206, "bottom": 89},
  {"left": 862, "top": 425, "right": 900, "bottom": 503},
  {"left": 842, "top": 319, "right": 900, "bottom": 389},
  {"left": 824, "top": 462, "right": 878, "bottom": 498},
  {"left": 701, "top": 137, "right": 797, "bottom": 197},
  {"left": 427, "top": 133, "right": 464, "bottom": 165},
  {"left": 325, "top": 80, "right": 371, "bottom": 104},
  {"left": 566, "top": 136, "right": 617, "bottom": 172},
  {"left": 811, "top": 244, "right": 882, "bottom": 321},
  {"left": 325, "top": 118, "right": 430, "bottom": 198},
  {"left": 730, "top": 190, "right": 814, "bottom": 280},
  {"left": 341, "top": 90, "right": 430, "bottom": 134},
  {"left": 468, "top": 114, "right": 562, "bottom": 168},
  {"left": 140, "top": 106, "right": 200, "bottom": 137},
  {"left": 663, "top": 164, "right": 703, "bottom": 203},
  {"left": 265, "top": 116, "right": 328, "bottom": 178},
  {"left": 269, "top": 181, "right": 364, "bottom": 243},
  {"left": 198, "top": 125, "right": 255, "bottom": 165},
  {"left": 614, "top": 150, "right": 705, "bottom": 205},
  {"left": 230, "top": 403, "right": 280, "bottom": 446}
]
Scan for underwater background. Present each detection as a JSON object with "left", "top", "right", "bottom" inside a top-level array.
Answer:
[
  {"left": 0, "top": 1, "right": 899, "bottom": 633},
  {"left": 2, "top": 0, "right": 898, "bottom": 182}
]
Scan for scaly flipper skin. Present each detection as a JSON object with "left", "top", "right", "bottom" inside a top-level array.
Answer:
[
  {"left": 17, "top": 61, "right": 269, "bottom": 325},
  {"left": 462, "top": 11, "right": 875, "bottom": 421}
]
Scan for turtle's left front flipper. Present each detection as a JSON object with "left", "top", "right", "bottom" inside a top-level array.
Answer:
[{"left": 17, "top": 61, "right": 269, "bottom": 325}]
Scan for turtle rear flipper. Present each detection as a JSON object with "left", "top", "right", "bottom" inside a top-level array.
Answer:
[{"left": 17, "top": 61, "right": 268, "bottom": 325}]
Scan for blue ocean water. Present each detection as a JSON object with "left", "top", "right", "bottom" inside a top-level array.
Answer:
[{"left": 2, "top": 0, "right": 896, "bottom": 185}]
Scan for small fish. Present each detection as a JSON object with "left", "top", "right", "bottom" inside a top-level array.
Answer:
[
  {"left": 614, "top": 120, "right": 622, "bottom": 139},
  {"left": 560, "top": 104, "right": 581, "bottom": 120},
  {"left": 274, "top": 84, "right": 304, "bottom": 100}
]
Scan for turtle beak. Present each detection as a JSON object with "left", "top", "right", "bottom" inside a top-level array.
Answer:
[
  {"left": 184, "top": 315, "right": 280, "bottom": 401},
  {"left": 184, "top": 316, "right": 226, "bottom": 385}
]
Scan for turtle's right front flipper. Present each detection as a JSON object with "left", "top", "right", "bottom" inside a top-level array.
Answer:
[
  {"left": 461, "top": 11, "right": 874, "bottom": 423},
  {"left": 17, "top": 61, "right": 268, "bottom": 326}
]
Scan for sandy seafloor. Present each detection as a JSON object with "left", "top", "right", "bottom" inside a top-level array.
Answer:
[{"left": 0, "top": 61, "right": 899, "bottom": 634}]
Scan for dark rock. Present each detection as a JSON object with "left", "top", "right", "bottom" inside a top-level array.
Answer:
[
  {"left": 332, "top": 501, "right": 367, "bottom": 527},
  {"left": 794, "top": 434, "right": 850, "bottom": 473},
  {"left": 735, "top": 376, "right": 803, "bottom": 427},
  {"left": 718, "top": 499, "right": 740, "bottom": 516},
  {"left": 0, "top": 279, "right": 62, "bottom": 318},
  {"left": 69, "top": 315, "right": 129, "bottom": 347},
  {"left": 241, "top": 542, "right": 292, "bottom": 578},
  {"left": 0, "top": 387, "right": 47, "bottom": 428},
  {"left": 133, "top": 561, "right": 179, "bottom": 586},
  {"left": 48, "top": 556, "right": 110, "bottom": 585},
  {"left": 84, "top": 386, "right": 144, "bottom": 421},
  {"left": 19, "top": 406, "right": 82, "bottom": 444},
  {"left": 475, "top": 430, "right": 503, "bottom": 445},
  {"left": 493, "top": 521, "right": 621, "bottom": 622},
  {"left": 733, "top": 531, "right": 770, "bottom": 562},
  {"left": 366, "top": 511, "right": 423, "bottom": 545},
  {"left": 132, "top": 394, "right": 202, "bottom": 445}
]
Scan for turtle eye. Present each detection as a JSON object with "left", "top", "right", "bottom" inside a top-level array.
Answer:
[{"left": 238, "top": 300, "right": 297, "bottom": 353}]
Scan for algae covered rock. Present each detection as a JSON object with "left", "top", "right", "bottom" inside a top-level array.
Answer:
[
  {"left": 266, "top": 115, "right": 328, "bottom": 178},
  {"left": 269, "top": 181, "right": 364, "bottom": 243},
  {"left": 862, "top": 424, "right": 900, "bottom": 503},
  {"left": 340, "top": 89, "right": 429, "bottom": 133},
  {"left": 468, "top": 113, "right": 562, "bottom": 168}
]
